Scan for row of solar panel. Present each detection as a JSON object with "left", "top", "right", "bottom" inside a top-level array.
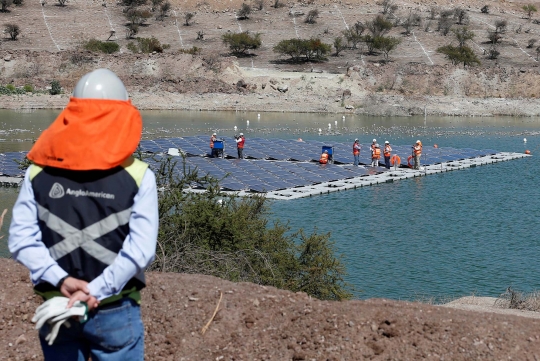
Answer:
[
  {"left": 0, "top": 152, "right": 27, "bottom": 177},
  {"left": 139, "top": 137, "right": 498, "bottom": 167}
]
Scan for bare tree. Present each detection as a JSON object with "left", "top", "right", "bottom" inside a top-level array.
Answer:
[
  {"left": 454, "top": 7, "right": 469, "bottom": 25},
  {"left": 157, "top": 1, "right": 170, "bottom": 21},
  {"left": 342, "top": 21, "right": 365, "bottom": 49},
  {"left": 184, "top": 12, "right": 194, "bottom": 26},
  {"left": 527, "top": 38, "right": 537, "bottom": 48},
  {"left": 379, "top": 0, "right": 398, "bottom": 17},
  {"left": 254, "top": 0, "right": 264, "bottom": 10},
  {"left": 495, "top": 19, "right": 507, "bottom": 33},
  {"left": 487, "top": 30, "right": 502, "bottom": 44},
  {"left": 481, "top": 5, "right": 489, "bottom": 14},
  {"left": 0, "top": 0, "right": 13, "bottom": 12},
  {"left": 151, "top": 0, "right": 163, "bottom": 12},
  {"left": 429, "top": 6, "right": 438, "bottom": 20},
  {"left": 487, "top": 45, "right": 499, "bottom": 59},
  {"left": 523, "top": 4, "right": 537, "bottom": 19},
  {"left": 197, "top": 30, "right": 204, "bottom": 40},
  {"left": 305, "top": 9, "right": 319, "bottom": 24},
  {"left": 4, "top": 23, "right": 19, "bottom": 40},
  {"left": 237, "top": 3, "right": 251, "bottom": 20}
]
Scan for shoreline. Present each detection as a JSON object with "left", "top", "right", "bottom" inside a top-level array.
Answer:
[{"left": 1, "top": 91, "right": 540, "bottom": 118}]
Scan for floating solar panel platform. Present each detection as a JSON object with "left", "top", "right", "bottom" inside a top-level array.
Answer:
[{"left": 0, "top": 137, "right": 531, "bottom": 199}]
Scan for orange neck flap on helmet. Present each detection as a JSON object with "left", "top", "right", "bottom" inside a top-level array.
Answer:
[{"left": 27, "top": 97, "right": 142, "bottom": 170}]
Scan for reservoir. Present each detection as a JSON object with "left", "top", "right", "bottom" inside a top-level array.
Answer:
[{"left": 1, "top": 109, "right": 538, "bottom": 301}]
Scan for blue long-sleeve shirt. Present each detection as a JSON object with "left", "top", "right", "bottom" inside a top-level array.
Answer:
[{"left": 8, "top": 166, "right": 159, "bottom": 301}]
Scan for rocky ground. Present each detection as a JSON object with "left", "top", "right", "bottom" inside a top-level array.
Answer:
[{"left": 1, "top": 259, "right": 540, "bottom": 361}]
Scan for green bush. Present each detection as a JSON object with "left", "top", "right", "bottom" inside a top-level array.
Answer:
[
  {"left": 144, "top": 156, "right": 353, "bottom": 301},
  {"left": 50, "top": 80, "right": 62, "bottom": 95},
  {"left": 273, "top": 38, "right": 331, "bottom": 62},
  {"left": 6, "top": 84, "right": 15, "bottom": 92},
  {"left": 222, "top": 31, "right": 262, "bottom": 55},
  {"left": 178, "top": 46, "right": 201, "bottom": 55},
  {"left": 83, "top": 39, "right": 120, "bottom": 54},
  {"left": 0, "top": 85, "right": 26, "bottom": 95},
  {"left": 127, "top": 37, "right": 166, "bottom": 53},
  {"left": 23, "top": 84, "right": 33, "bottom": 92}
]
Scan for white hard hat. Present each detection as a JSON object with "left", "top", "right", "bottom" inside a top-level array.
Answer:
[
  {"left": 372, "top": 139, "right": 376, "bottom": 142},
  {"left": 375, "top": 143, "right": 380, "bottom": 148},
  {"left": 213, "top": 133, "right": 217, "bottom": 136},
  {"left": 385, "top": 141, "right": 389, "bottom": 144},
  {"left": 239, "top": 133, "right": 243, "bottom": 136},
  {"left": 354, "top": 138, "right": 358, "bottom": 142},
  {"left": 73, "top": 68, "right": 128, "bottom": 100},
  {"left": 416, "top": 140, "right": 421, "bottom": 143}
]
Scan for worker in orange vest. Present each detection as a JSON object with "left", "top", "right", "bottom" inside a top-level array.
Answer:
[
  {"left": 413, "top": 140, "right": 423, "bottom": 169},
  {"left": 319, "top": 150, "right": 329, "bottom": 164},
  {"left": 235, "top": 133, "right": 245, "bottom": 159},
  {"left": 371, "top": 143, "right": 381, "bottom": 167},
  {"left": 210, "top": 133, "right": 218, "bottom": 158},
  {"left": 383, "top": 141, "right": 392, "bottom": 169},
  {"left": 352, "top": 139, "right": 361, "bottom": 166}
]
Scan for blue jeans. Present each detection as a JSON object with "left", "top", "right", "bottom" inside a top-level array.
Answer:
[
  {"left": 384, "top": 156, "right": 391, "bottom": 169},
  {"left": 353, "top": 154, "right": 360, "bottom": 166},
  {"left": 39, "top": 298, "right": 144, "bottom": 361}
]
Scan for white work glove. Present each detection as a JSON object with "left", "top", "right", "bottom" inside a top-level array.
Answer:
[{"left": 32, "top": 297, "right": 88, "bottom": 345}]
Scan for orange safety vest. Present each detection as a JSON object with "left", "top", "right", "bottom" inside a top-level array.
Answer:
[
  {"left": 414, "top": 145, "right": 422, "bottom": 155},
  {"left": 210, "top": 136, "right": 216, "bottom": 148},
  {"left": 353, "top": 143, "right": 360, "bottom": 155},
  {"left": 319, "top": 153, "right": 329, "bottom": 164},
  {"left": 372, "top": 148, "right": 381, "bottom": 159},
  {"left": 384, "top": 145, "right": 392, "bottom": 157},
  {"left": 237, "top": 137, "right": 245, "bottom": 149}
]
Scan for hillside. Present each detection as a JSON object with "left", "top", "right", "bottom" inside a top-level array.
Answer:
[{"left": 0, "top": 0, "right": 539, "bottom": 115}]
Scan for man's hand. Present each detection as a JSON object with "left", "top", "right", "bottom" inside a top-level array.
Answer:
[
  {"left": 68, "top": 290, "right": 99, "bottom": 311},
  {"left": 60, "top": 277, "right": 89, "bottom": 298}
]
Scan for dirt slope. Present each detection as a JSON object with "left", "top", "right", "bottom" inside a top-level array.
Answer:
[{"left": 2, "top": 259, "right": 540, "bottom": 361}]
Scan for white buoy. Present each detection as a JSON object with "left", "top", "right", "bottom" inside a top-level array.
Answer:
[
  {"left": 524, "top": 138, "right": 527, "bottom": 143},
  {"left": 335, "top": 120, "right": 337, "bottom": 126},
  {"left": 234, "top": 126, "right": 237, "bottom": 131},
  {"left": 257, "top": 113, "right": 260, "bottom": 119},
  {"left": 247, "top": 120, "right": 250, "bottom": 127},
  {"left": 342, "top": 116, "right": 345, "bottom": 121},
  {"left": 328, "top": 123, "right": 331, "bottom": 130}
]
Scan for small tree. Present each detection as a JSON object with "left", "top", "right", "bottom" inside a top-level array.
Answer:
[
  {"left": 438, "top": 17, "right": 453, "bottom": 36},
  {"left": 184, "top": 12, "right": 194, "bottom": 26},
  {"left": 0, "top": 0, "right": 12, "bottom": 12},
  {"left": 125, "top": 24, "right": 139, "bottom": 39},
  {"left": 237, "top": 3, "right": 251, "bottom": 20},
  {"left": 374, "top": 36, "right": 401, "bottom": 60},
  {"left": 454, "top": 7, "right": 469, "bottom": 25},
  {"left": 342, "top": 21, "right": 365, "bottom": 49},
  {"left": 429, "top": 6, "right": 438, "bottom": 20},
  {"left": 157, "top": 1, "right": 170, "bottom": 21},
  {"left": 495, "top": 19, "right": 508, "bottom": 33},
  {"left": 125, "top": 8, "right": 152, "bottom": 26},
  {"left": 196, "top": 30, "right": 204, "bottom": 40},
  {"left": 487, "top": 30, "right": 502, "bottom": 45},
  {"left": 487, "top": 45, "right": 499, "bottom": 60},
  {"left": 4, "top": 23, "right": 19, "bottom": 40},
  {"left": 453, "top": 27, "right": 475, "bottom": 48},
  {"left": 333, "top": 36, "right": 345, "bottom": 56},
  {"left": 305, "top": 9, "right": 319, "bottom": 24},
  {"left": 527, "top": 38, "right": 537, "bottom": 48},
  {"left": 481, "top": 5, "right": 489, "bottom": 14},
  {"left": 366, "top": 15, "right": 393, "bottom": 38},
  {"left": 57, "top": 0, "right": 67, "bottom": 5},
  {"left": 523, "top": 4, "right": 537, "bottom": 19},
  {"left": 437, "top": 44, "right": 480, "bottom": 67},
  {"left": 12, "top": 0, "right": 21, "bottom": 5},
  {"left": 272, "top": 0, "right": 284, "bottom": 8},
  {"left": 49, "top": 80, "right": 62, "bottom": 95},
  {"left": 121, "top": 0, "right": 147, "bottom": 7},
  {"left": 222, "top": 31, "right": 261, "bottom": 55},
  {"left": 380, "top": 0, "right": 398, "bottom": 16}
]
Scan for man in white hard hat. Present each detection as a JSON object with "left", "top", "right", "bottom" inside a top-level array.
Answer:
[
  {"left": 9, "top": 68, "right": 158, "bottom": 360},
  {"left": 413, "top": 140, "right": 423, "bottom": 170},
  {"left": 235, "top": 132, "right": 245, "bottom": 159},
  {"left": 383, "top": 141, "right": 392, "bottom": 169},
  {"left": 352, "top": 139, "right": 361, "bottom": 166},
  {"left": 210, "top": 132, "right": 219, "bottom": 157}
]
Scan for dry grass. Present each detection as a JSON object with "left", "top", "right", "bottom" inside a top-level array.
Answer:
[{"left": 494, "top": 287, "right": 540, "bottom": 312}]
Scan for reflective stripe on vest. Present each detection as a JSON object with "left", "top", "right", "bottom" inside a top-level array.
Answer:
[
  {"left": 373, "top": 148, "right": 381, "bottom": 159},
  {"left": 384, "top": 146, "right": 391, "bottom": 157}
]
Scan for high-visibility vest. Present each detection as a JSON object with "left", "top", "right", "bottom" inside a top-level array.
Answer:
[
  {"left": 384, "top": 145, "right": 392, "bottom": 157},
  {"left": 237, "top": 137, "right": 245, "bottom": 149},
  {"left": 353, "top": 143, "right": 360, "bottom": 155},
  {"left": 210, "top": 137, "right": 215, "bottom": 148},
  {"left": 29, "top": 158, "right": 148, "bottom": 295},
  {"left": 319, "top": 153, "right": 329, "bottom": 164},
  {"left": 373, "top": 148, "right": 381, "bottom": 159},
  {"left": 414, "top": 145, "right": 422, "bottom": 155}
]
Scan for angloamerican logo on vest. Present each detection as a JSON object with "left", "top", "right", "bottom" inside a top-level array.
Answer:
[{"left": 48, "top": 183, "right": 115, "bottom": 200}]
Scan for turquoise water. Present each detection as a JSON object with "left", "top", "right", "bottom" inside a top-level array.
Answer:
[{"left": 1, "top": 110, "right": 539, "bottom": 300}]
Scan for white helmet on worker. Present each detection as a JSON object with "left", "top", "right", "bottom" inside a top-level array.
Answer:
[
  {"left": 239, "top": 132, "right": 243, "bottom": 136},
  {"left": 385, "top": 140, "right": 389, "bottom": 144},
  {"left": 372, "top": 139, "right": 376, "bottom": 142},
  {"left": 73, "top": 68, "right": 128, "bottom": 100},
  {"left": 416, "top": 140, "right": 421, "bottom": 143},
  {"left": 213, "top": 132, "right": 217, "bottom": 136},
  {"left": 354, "top": 138, "right": 358, "bottom": 142}
]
